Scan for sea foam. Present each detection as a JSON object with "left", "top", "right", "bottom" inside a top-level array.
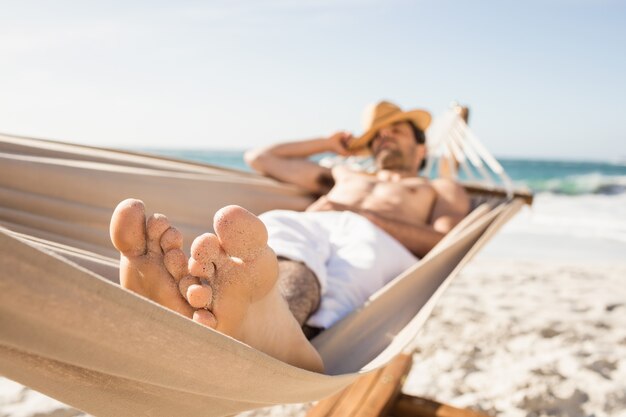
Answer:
[
  {"left": 518, "top": 173, "right": 626, "bottom": 196},
  {"left": 502, "top": 192, "right": 626, "bottom": 244}
]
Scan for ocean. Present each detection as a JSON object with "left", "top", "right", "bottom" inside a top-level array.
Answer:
[
  {"left": 142, "top": 149, "right": 626, "bottom": 253},
  {"left": 144, "top": 149, "right": 626, "bottom": 196}
]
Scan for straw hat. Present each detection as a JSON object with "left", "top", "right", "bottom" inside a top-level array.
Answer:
[{"left": 349, "top": 101, "right": 431, "bottom": 150}]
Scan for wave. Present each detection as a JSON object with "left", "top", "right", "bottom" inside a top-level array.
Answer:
[
  {"left": 501, "top": 192, "right": 626, "bottom": 244},
  {"left": 517, "top": 173, "right": 626, "bottom": 196}
]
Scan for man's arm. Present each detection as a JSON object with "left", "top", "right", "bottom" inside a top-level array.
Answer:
[
  {"left": 312, "top": 179, "right": 471, "bottom": 258},
  {"left": 308, "top": 199, "right": 444, "bottom": 258},
  {"left": 244, "top": 132, "right": 353, "bottom": 195},
  {"left": 429, "top": 178, "right": 471, "bottom": 233},
  {"left": 359, "top": 212, "right": 444, "bottom": 258},
  {"left": 362, "top": 180, "right": 469, "bottom": 257}
]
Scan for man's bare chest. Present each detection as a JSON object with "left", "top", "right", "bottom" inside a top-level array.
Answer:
[{"left": 327, "top": 175, "right": 436, "bottom": 222}]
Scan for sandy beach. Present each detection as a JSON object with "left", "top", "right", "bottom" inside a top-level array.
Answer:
[
  {"left": 1, "top": 193, "right": 625, "bottom": 417},
  {"left": 404, "top": 260, "right": 626, "bottom": 417}
]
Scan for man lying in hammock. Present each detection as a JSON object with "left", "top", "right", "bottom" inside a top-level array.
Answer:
[{"left": 109, "top": 101, "right": 470, "bottom": 374}]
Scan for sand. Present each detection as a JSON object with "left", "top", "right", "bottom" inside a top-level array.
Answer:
[
  {"left": 404, "top": 260, "right": 626, "bottom": 417},
  {"left": 1, "top": 196, "right": 625, "bottom": 417}
]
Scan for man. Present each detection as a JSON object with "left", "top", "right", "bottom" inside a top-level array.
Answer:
[
  {"left": 244, "top": 100, "right": 470, "bottom": 333},
  {"left": 110, "top": 101, "right": 470, "bottom": 373}
]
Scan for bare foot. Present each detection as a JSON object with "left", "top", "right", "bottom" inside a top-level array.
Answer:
[
  {"left": 110, "top": 199, "right": 194, "bottom": 318},
  {"left": 110, "top": 199, "right": 324, "bottom": 373},
  {"left": 186, "top": 205, "right": 324, "bottom": 373}
]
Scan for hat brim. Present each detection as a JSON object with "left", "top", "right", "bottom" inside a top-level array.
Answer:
[{"left": 349, "top": 109, "right": 432, "bottom": 150}]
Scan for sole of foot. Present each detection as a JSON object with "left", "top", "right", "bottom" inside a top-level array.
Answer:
[{"left": 110, "top": 198, "right": 194, "bottom": 317}]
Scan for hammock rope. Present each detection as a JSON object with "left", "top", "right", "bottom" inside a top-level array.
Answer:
[{"left": 425, "top": 105, "right": 514, "bottom": 197}]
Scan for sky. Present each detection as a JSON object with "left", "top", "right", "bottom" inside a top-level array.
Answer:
[{"left": 1, "top": 0, "right": 625, "bottom": 161}]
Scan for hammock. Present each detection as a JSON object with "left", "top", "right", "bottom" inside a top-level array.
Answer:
[{"left": 0, "top": 109, "right": 531, "bottom": 417}]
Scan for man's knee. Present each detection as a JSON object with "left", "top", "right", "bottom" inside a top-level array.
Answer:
[{"left": 277, "top": 258, "right": 321, "bottom": 326}]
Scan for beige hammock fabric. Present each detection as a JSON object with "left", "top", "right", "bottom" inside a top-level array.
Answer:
[{"left": 0, "top": 133, "right": 524, "bottom": 417}]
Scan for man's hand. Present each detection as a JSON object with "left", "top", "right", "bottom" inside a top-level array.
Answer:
[
  {"left": 305, "top": 196, "right": 354, "bottom": 212},
  {"left": 356, "top": 209, "right": 385, "bottom": 228},
  {"left": 307, "top": 198, "right": 390, "bottom": 223},
  {"left": 307, "top": 200, "right": 387, "bottom": 227},
  {"left": 306, "top": 198, "right": 447, "bottom": 258},
  {"left": 358, "top": 209, "right": 445, "bottom": 258},
  {"left": 326, "top": 131, "right": 354, "bottom": 156}
]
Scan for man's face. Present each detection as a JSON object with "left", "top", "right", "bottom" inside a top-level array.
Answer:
[{"left": 370, "top": 121, "right": 422, "bottom": 172}]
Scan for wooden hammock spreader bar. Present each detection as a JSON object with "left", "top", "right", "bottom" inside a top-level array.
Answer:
[
  {"left": 306, "top": 353, "right": 491, "bottom": 417},
  {"left": 463, "top": 183, "right": 534, "bottom": 206}
]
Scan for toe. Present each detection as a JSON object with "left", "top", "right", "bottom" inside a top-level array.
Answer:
[
  {"left": 187, "top": 284, "right": 213, "bottom": 308},
  {"left": 178, "top": 275, "right": 200, "bottom": 300},
  {"left": 164, "top": 248, "right": 188, "bottom": 283},
  {"left": 146, "top": 214, "right": 171, "bottom": 254},
  {"left": 110, "top": 198, "right": 147, "bottom": 258},
  {"left": 189, "top": 233, "right": 223, "bottom": 279},
  {"left": 162, "top": 227, "right": 186, "bottom": 283},
  {"left": 213, "top": 205, "right": 268, "bottom": 260},
  {"left": 193, "top": 309, "right": 217, "bottom": 328},
  {"left": 160, "top": 227, "right": 183, "bottom": 252}
]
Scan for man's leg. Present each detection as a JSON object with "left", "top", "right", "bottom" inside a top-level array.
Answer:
[
  {"left": 110, "top": 199, "right": 324, "bottom": 372},
  {"left": 277, "top": 258, "right": 322, "bottom": 338}
]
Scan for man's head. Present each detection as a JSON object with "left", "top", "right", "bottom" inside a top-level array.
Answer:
[
  {"left": 350, "top": 101, "right": 431, "bottom": 174},
  {"left": 369, "top": 120, "right": 427, "bottom": 173}
]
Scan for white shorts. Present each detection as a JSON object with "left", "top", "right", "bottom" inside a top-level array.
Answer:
[{"left": 258, "top": 210, "right": 418, "bottom": 328}]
